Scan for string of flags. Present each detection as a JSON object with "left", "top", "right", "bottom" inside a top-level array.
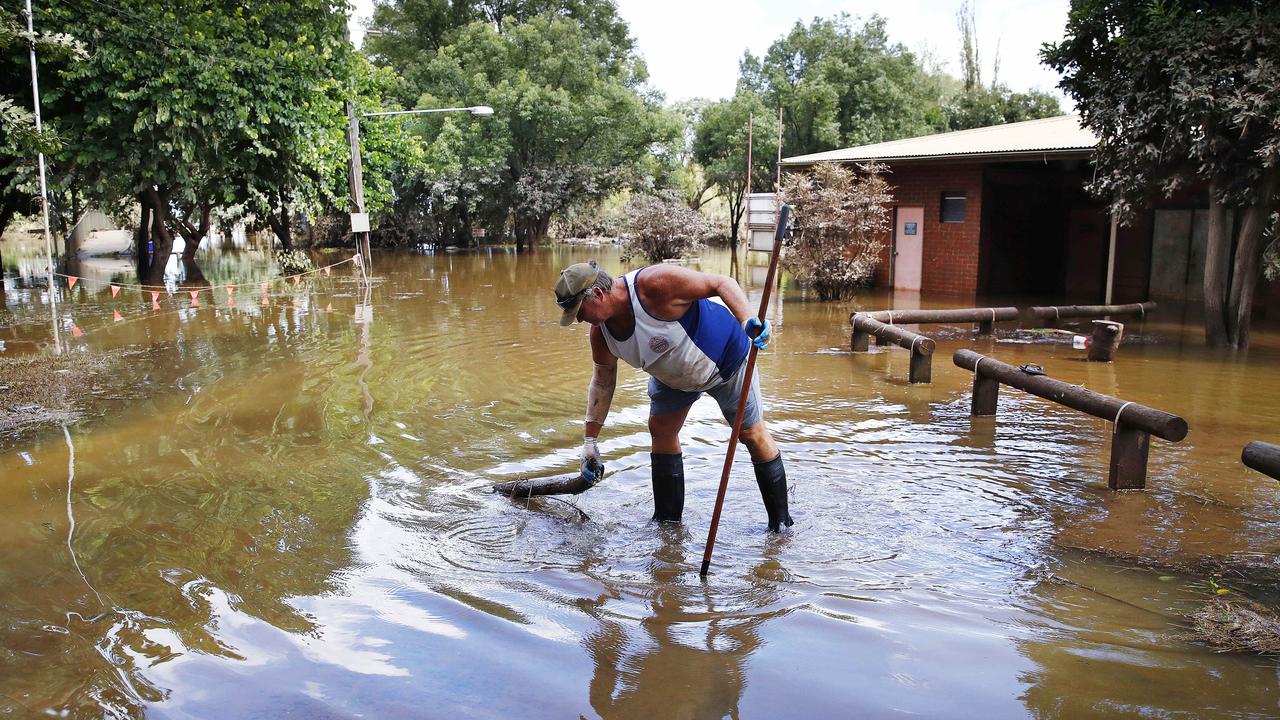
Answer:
[{"left": 48, "top": 255, "right": 362, "bottom": 339}]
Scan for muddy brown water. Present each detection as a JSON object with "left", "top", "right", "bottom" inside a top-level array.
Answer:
[{"left": 1, "top": 244, "right": 1279, "bottom": 718}]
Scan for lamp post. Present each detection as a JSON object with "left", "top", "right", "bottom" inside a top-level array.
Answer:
[{"left": 346, "top": 104, "right": 494, "bottom": 271}]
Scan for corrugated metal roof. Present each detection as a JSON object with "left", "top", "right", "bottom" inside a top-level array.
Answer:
[{"left": 780, "top": 114, "right": 1097, "bottom": 165}]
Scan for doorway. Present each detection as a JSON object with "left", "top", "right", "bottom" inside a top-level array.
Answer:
[{"left": 893, "top": 206, "right": 924, "bottom": 291}]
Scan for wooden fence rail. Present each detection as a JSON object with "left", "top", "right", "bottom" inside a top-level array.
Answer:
[
  {"left": 1026, "top": 301, "right": 1156, "bottom": 325},
  {"left": 953, "top": 349, "right": 1188, "bottom": 489},
  {"left": 1242, "top": 441, "right": 1280, "bottom": 482},
  {"left": 850, "top": 313, "right": 935, "bottom": 383},
  {"left": 859, "top": 306, "right": 1019, "bottom": 336}
]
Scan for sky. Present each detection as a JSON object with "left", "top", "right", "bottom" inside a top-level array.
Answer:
[{"left": 350, "top": 0, "right": 1072, "bottom": 106}]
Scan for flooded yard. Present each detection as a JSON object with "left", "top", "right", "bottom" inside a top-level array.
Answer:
[{"left": 2, "top": 244, "right": 1279, "bottom": 718}]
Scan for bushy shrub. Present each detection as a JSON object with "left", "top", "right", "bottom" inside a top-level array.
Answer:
[
  {"left": 781, "top": 162, "right": 892, "bottom": 301},
  {"left": 275, "top": 249, "right": 314, "bottom": 275},
  {"left": 620, "top": 191, "right": 709, "bottom": 263}
]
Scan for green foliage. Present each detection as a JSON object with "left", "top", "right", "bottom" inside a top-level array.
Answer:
[
  {"left": 620, "top": 191, "right": 708, "bottom": 263},
  {"left": 369, "top": 6, "right": 675, "bottom": 244},
  {"left": 1042, "top": 0, "right": 1280, "bottom": 218},
  {"left": 943, "top": 86, "right": 1062, "bottom": 132},
  {"left": 1043, "top": 0, "right": 1280, "bottom": 347},
  {"left": 739, "top": 14, "right": 938, "bottom": 156},
  {"left": 781, "top": 162, "right": 892, "bottom": 300},
  {"left": 275, "top": 249, "right": 314, "bottom": 274},
  {"left": 693, "top": 93, "right": 779, "bottom": 244}
]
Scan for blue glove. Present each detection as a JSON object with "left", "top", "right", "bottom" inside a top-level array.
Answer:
[{"left": 745, "top": 318, "right": 771, "bottom": 350}]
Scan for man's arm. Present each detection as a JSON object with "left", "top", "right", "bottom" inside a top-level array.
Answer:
[
  {"left": 639, "top": 265, "right": 755, "bottom": 323},
  {"left": 584, "top": 324, "right": 617, "bottom": 439}
]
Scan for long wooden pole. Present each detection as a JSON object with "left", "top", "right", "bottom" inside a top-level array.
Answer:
[{"left": 700, "top": 204, "right": 791, "bottom": 577}]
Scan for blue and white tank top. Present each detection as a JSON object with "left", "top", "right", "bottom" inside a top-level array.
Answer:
[{"left": 601, "top": 268, "right": 750, "bottom": 392}]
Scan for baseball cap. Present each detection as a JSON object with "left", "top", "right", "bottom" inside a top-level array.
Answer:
[{"left": 554, "top": 261, "right": 600, "bottom": 326}]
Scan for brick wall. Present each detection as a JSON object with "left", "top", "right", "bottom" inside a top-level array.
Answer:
[{"left": 879, "top": 162, "right": 985, "bottom": 298}]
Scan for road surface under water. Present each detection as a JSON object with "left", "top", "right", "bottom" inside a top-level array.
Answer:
[{"left": 1, "top": 244, "right": 1278, "bottom": 718}]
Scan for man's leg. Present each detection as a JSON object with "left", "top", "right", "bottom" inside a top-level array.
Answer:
[
  {"left": 742, "top": 423, "right": 793, "bottom": 532},
  {"left": 647, "top": 378, "right": 696, "bottom": 523},
  {"left": 709, "top": 366, "right": 793, "bottom": 531}
]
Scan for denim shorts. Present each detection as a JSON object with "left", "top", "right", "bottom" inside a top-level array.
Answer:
[{"left": 647, "top": 360, "right": 763, "bottom": 429}]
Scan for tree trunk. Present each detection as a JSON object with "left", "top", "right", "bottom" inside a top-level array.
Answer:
[
  {"left": 727, "top": 186, "right": 745, "bottom": 252},
  {"left": 1202, "top": 180, "right": 1231, "bottom": 347},
  {"left": 141, "top": 187, "right": 176, "bottom": 287},
  {"left": 178, "top": 203, "right": 212, "bottom": 262},
  {"left": 1225, "top": 168, "right": 1279, "bottom": 349},
  {"left": 134, "top": 196, "right": 152, "bottom": 279},
  {"left": 267, "top": 204, "right": 293, "bottom": 251}
]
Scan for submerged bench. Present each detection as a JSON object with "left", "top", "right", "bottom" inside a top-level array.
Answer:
[
  {"left": 954, "top": 349, "right": 1188, "bottom": 490},
  {"left": 1243, "top": 441, "right": 1280, "bottom": 482}
]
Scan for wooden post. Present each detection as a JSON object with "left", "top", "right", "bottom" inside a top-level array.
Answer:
[
  {"left": 1087, "top": 320, "right": 1124, "bottom": 362},
  {"left": 851, "top": 328, "right": 869, "bottom": 352},
  {"left": 977, "top": 318, "right": 994, "bottom": 336},
  {"left": 1109, "top": 423, "right": 1151, "bottom": 490},
  {"left": 971, "top": 371, "right": 999, "bottom": 415},
  {"left": 909, "top": 346, "right": 931, "bottom": 384}
]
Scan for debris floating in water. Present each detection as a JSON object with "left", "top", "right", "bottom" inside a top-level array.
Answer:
[
  {"left": 492, "top": 465, "right": 603, "bottom": 499},
  {"left": 1190, "top": 597, "right": 1280, "bottom": 655}
]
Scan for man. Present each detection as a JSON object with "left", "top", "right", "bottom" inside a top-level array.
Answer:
[{"left": 554, "top": 259, "right": 793, "bottom": 531}]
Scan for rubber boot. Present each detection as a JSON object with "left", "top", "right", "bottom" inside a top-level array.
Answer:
[
  {"left": 754, "top": 453, "right": 794, "bottom": 531},
  {"left": 651, "top": 452, "right": 685, "bottom": 523}
]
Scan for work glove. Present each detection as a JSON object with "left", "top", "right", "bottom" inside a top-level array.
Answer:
[
  {"left": 581, "top": 436, "right": 602, "bottom": 483},
  {"left": 745, "top": 317, "right": 771, "bottom": 350}
]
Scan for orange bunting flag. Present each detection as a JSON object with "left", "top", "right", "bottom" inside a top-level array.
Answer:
[
  {"left": 67, "top": 276, "right": 78, "bottom": 289},
  {"left": 227, "top": 296, "right": 236, "bottom": 307},
  {"left": 226, "top": 285, "right": 235, "bottom": 298},
  {"left": 325, "top": 303, "right": 333, "bottom": 313},
  {"left": 323, "top": 266, "right": 331, "bottom": 277},
  {"left": 110, "top": 284, "right": 121, "bottom": 298},
  {"left": 113, "top": 309, "right": 123, "bottom": 322},
  {"left": 189, "top": 289, "right": 200, "bottom": 307},
  {"left": 261, "top": 282, "right": 268, "bottom": 293},
  {"left": 72, "top": 324, "right": 83, "bottom": 338},
  {"left": 261, "top": 294, "right": 270, "bottom": 307},
  {"left": 291, "top": 275, "right": 301, "bottom": 286},
  {"left": 151, "top": 291, "right": 161, "bottom": 311}
]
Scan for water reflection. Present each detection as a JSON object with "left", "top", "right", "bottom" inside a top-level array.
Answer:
[{"left": 0, "top": 244, "right": 1279, "bottom": 717}]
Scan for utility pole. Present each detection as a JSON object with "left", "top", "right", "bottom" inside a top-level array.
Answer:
[
  {"left": 346, "top": 101, "right": 371, "bottom": 273},
  {"left": 25, "top": 0, "right": 61, "bottom": 354}
]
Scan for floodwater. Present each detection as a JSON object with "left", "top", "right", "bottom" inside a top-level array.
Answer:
[{"left": 1, "top": 242, "right": 1279, "bottom": 718}]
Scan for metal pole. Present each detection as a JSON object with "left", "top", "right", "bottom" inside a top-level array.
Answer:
[
  {"left": 25, "top": 0, "right": 61, "bottom": 354},
  {"left": 744, "top": 112, "right": 752, "bottom": 250},
  {"left": 1104, "top": 214, "right": 1118, "bottom": 305},
  {"left": 346, "top": 100, "right": 371, "bottom": 274}
]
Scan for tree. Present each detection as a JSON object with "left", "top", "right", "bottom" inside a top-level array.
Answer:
[
  {"left": 738, "top": 15, "right": 939, "bottom": 157},
  {"left": 0, "top": 12, "right": 84, "bottom": 242},
  {"left": 41, "top": 0, "right": 360, "bottom": 282},
  {"left": 781, "top": 162, "right": 891, "bottom": 301},
  {"left": 408, "top": 14, "right": 674, "bottom": 244},
  {"left": 692, "top": 93, "right": 778, "bottom": 249},
  {"left": 1043, "top": 0, "right": 1280, "bottom": 349},
  {"left": 943, "top": 85, "right": 1062, "bottom": 131}
]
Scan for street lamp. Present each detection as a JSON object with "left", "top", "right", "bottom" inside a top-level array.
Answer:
[
  {"left": 346, "top": 103, "right": 494, "bottom": 267},
  {"left": 363, "top": 106, "right": 494, "bottom": 118}
]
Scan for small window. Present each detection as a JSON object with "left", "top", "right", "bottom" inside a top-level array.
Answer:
[{"left": 941, "top": 192, "right": 966, "bottom": 223}]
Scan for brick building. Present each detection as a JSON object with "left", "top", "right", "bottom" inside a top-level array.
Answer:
[{"left": 779, "top": 115, "right": 1280, "bottom": 310}]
